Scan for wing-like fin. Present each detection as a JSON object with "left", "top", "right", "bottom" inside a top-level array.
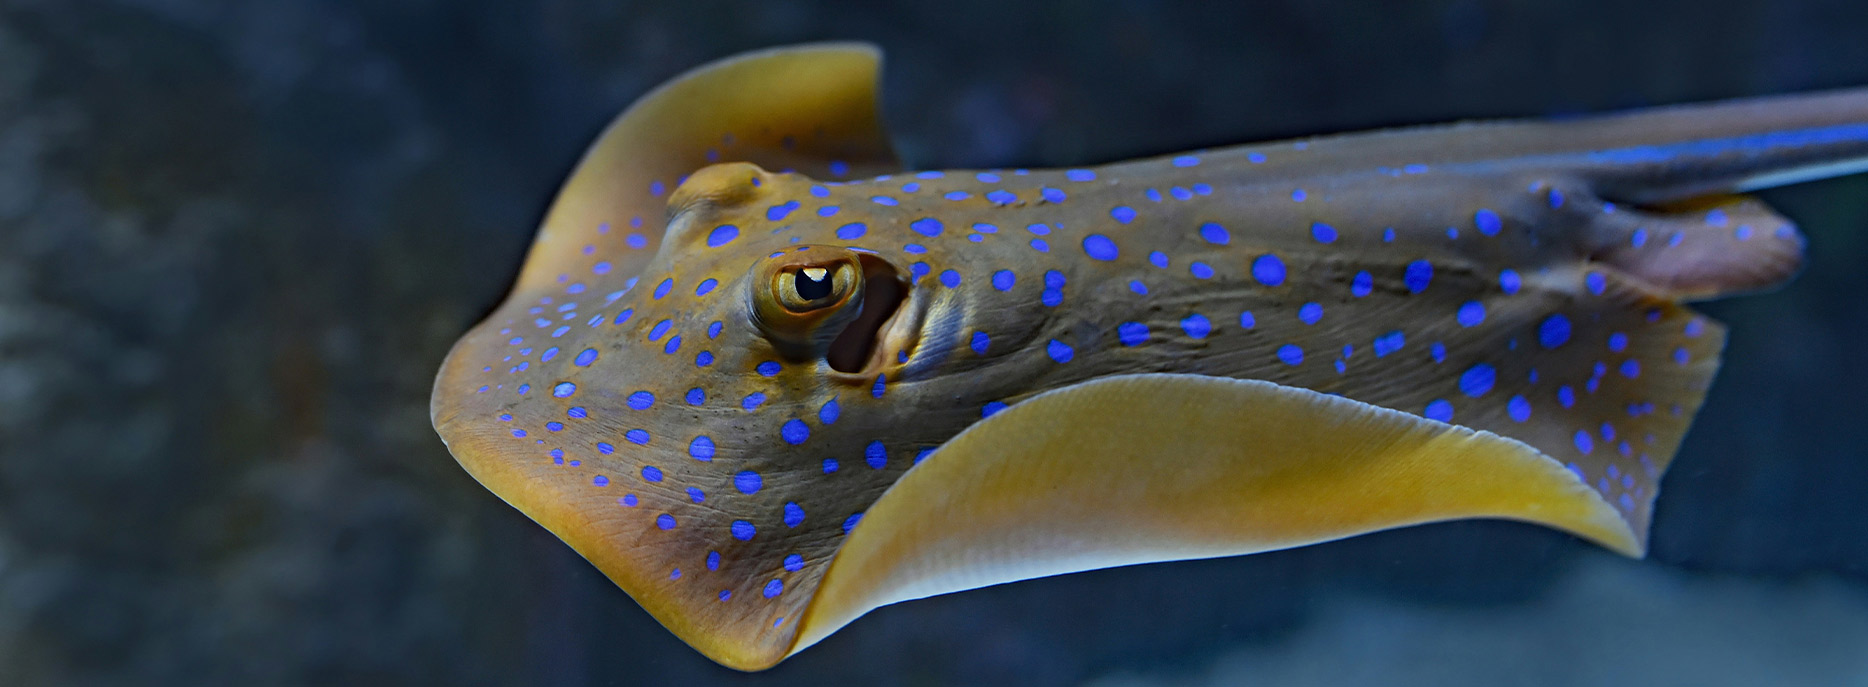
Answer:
[
  {"left": 515, "top": 42, "right": 900, "bottom": 293},
  {"left": 788, "top": 374, "right": 1635, "bottom": 656}
]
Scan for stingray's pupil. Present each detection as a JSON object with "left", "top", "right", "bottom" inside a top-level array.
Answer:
[{"left": 795, "top": 269, "right": 834, "bottom": 301}]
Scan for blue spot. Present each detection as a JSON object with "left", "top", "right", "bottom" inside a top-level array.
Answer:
[
  {"left": 1352, "top": 271, "right": 1373, "bottom": 297},
  {"left": 1621, "top": 359, "right": 1641, "bottom": 378},
  {"left": 649, "top": 320, "right": 671, "bottom": 340},
  {"left": 1129, "top": 280, "right": 1148, "bottom": 295},
  {"left": 871, "top": 375, "right": 886, "bottom": 398},
  {"left": 1252, "top": 255, "right": 1287, "bottom": 286},
  {"left": 622, "top": 494, "right": 638, "bottom": 507},
  {"left": 545, "top": 422, "right": 564, "bottom": 432},
  {"left": 1026, "top": 223, "right": 1052, "bottom": 235},
  {"left": 1508, "top": 396, "right": 1531, "bottom": 422},
  {"left": 1457, "top": 301, "right": 1486, "bottom": 327},
  {"left": 1041, "top": 187, "right": 1066, "bottom": 203},
  {"left": 663, "top": 335, "right": 682, "bottom": 354},
  {"left": 1459, "top": 363, "right": 1496, "bottom": 397},
  {"left": 625, "top": 429, "right": 649, "bottom": 445},
  {"left": 1181, "top": 314, "right": 1212, "bottom": 339},
  {"left": 1240, "top": 311, "right": 1257, "bottom": 329},
  {"left": 1082, "top": 234, "right": 1119, "bottom": 261},
  {"left": 1066, "top": 169, "right": 1096, "bottom": 181},
  {"left": 836, "top": 223, "right": 867, "bottom": 240},
  {"left": 944, "top": 190, "right": 969, "bottom": 201},
  {"left": 940, "top": 270, "right": 962, "bottom": 288},
  {"left": 706, "top": 551, "right": 720, "bottom": 570},
  {"left": 992, "top": 270, "right": 1015, "bottom": 291},
  {"left": 1199, "top": 223, "right": 1230, "bottom": 245},
  {"left": 1373, "top": 331, "right": 1405, "bottom": 357},
  {"left": 871, "top": 196, "right": 898, "bottom": 206},
  {"left": 553, "top": 382, "right": 576, "bottom": 398},
  {"left": 597, "top": 442, "right": 614, "bottom": 454},
  {"left": 1298, "top": 303, "right": 1323, "bottom": 325},
  {"left": 1190, "top": 262, "right": 1214, "bottom": 279},
  {"left": 1586, "top": 273, "right": 1607, "bottom": 295},
  {"left": 627, "top": 391, "right": 655, "bottom": 410},
  {"left": 1248, "top": 152, "right": 1267, "bottom": 163},
  {"left": 706, "top": 225, "right": 739, "bottom": 247},
  {"left": 757, "top": 361, "right": 781, "bottom": 377},
  {"left": 781, "top": 419, "right": 810, "bottom": 445},
  {"left": 766, "top": 201, "right": 799, "bottom": 222},
  {"left": 592, "top": 475, "right": 609, "bottom": 486},
  {"left": 1539, "top": 314, "right": 1572, "bottom": 348},
  {"left": 574, "top": 349, "right": 598, "bottom": 367},
  {"left": 1277, "top": 344, "right": 1304, "bottom": 366},
  {"left": 1030, "top": 239, "right": 1049, "bottom": 252},
  {"left": 742, "top": 392, "right": 766, "bottom": 411},
  {"left": 695, "top": 351, "right": 714, "bottom": 367},
  {"left": 1500, "top": 269, "right": 1522, "bottom": 294},
  {"left": 977, "top": 172, "right": 1001, "bottom": 183},
  {"left": 1042, "top": 288, "right": 1063, "bottom": 307},
  {"left": 910, "top": 217, "right": 943, "bottom": 237},
  {"left": 1573, "top": 430, "right": 1594, "bottom": 454},
  {"left": 1111, "top": 206, "right": 1136, "bottom": 223},
  {"left": 1047, "top": 339, "right": 1074, "bottom": 363},
  {"left": 866, "top": 441, "right": 887, "bottom": 469},
  {"left": 784, "top": 554, "right": 805, "bottom": 571},
  {"left": 1173, "top": 155, "right": 1200, "bottom": 167},
  {"left": 1558, "top": 386, "right": 1576, "bottom": 408},
  {"left": 1383, "top": 227, "right": 1396, "bottom": 242},
  {"left": 1291, "top": 189, "right": 1307, "bottom": 202},
  {"left": 823, "top": 458, "right": 840, "bottom": 473},
  {"left": 762, "top": 579, "right": 785, "bottom": 599},
  {"left": 684, "top": 388, "right": 705, "bottom": 406},
  {"left": 1431, "top": 342, "right": 1447, "bottom": 363},
  {"left": 567, "top": 407, "right": 587, "bottom": 419},
  {"left": 685, "top": 435, "right": 716, "bottom": 461},
  {"left": 731, "top": 520, "right": 756, "bottom": 541},
  {"left": 1118, "top": 322, "right": 1150, "bottom": 346},
  {"left": 641, "top": 466, "right": 663, "bottom": 482},
  {"left": 1425, "top": 399, "right": 1454, "bottom": 422},
  {"left": 541, "top": 347, "right": 559, "bottom": 362},
  {"left": 971, "top": 331, "right": 990, "bottom": 354},
  {"left": 982, "top": 401, "right": 1007, "bottom": 418},
  {"left": 1405, "top": 260, "right": 1434, "bottom": 293},
  {"left": 783, "top": 503, "right": 805, "bottom": 528},
  {"left": 914, "top": 448, "right": 935, "bottom": 464},
  {"left": 695, "top": 279, "right": 717, "bottom": 296},
  {"left": 843, "top": 513, "right": 863, "bottom": 534},
  {"left": 656, "top": 514, "right": 676, "bottom": 530},
  {"left": 731, "top": 470, "right": 764, "bottom": 495},
  {"left": 1548, "top": 188, "right": 1565, "bottom": 208},
  {"left": 1311, "top": 223, "right": 1338, "bottom": 243},
  {"left": 1475, "top": 209, "right": 1502, "bottom": 236},
  {"left": 614, "top": 309, "right": 634, "bottom": 325},
  {"left": 987, "top": 190, "right": 1016, "bottom": 204},
  {"left": 1149, "top": 251, "right": 1169, "bottom": 268},
  {"left": 818, "top": 206, "right": 840, "bottom": 217},
  {"left": 1608, "top": 332, "right": 1629, "bottom": 352},
  {"left": 973, "top": 222, "right": 999, "bottom": 234}
]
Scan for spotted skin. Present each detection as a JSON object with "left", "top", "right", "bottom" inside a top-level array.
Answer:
[{"left": 432, "top": 44, "right": 1868, "bottom": 670}]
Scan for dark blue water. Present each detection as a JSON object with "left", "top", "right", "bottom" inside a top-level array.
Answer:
[{"left": 3, "top": 2, "right": 1864, "bottom": 685}]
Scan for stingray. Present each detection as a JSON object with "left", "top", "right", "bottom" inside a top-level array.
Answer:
[{"left": 431, "top": 43, "right": 1868, "bottom": 670}]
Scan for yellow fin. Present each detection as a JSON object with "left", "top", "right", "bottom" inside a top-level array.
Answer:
[
  {"left": 513, "top": 42, "right": 900, "bottom": 292},
  {"left": 789, "top": 374, "right": 1637, "bottom": 656}
]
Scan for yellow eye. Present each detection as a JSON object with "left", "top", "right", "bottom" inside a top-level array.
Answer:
[
  {"left": 779, "top": 264, "right": 850, "bottom": 311},
  {"left": 752, "top": 248, "right": 867, "bottom": 360}
]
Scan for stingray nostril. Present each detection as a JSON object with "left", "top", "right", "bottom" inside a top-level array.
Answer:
[{"left": 827, "top": 257, "right": 905, "bottom": 373}]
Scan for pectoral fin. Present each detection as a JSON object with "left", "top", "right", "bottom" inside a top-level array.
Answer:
[{"left": 789, "top": 373, "right": 1635, "bottom": 655}]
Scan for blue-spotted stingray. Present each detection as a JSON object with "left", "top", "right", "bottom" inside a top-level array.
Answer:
[{"left": 431, "top": 43, "right": 1868, "bottom": 670}]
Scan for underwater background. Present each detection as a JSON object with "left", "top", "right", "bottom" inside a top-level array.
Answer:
[{"left": 2, "top": 1, "right": 1866, "bottom": 685}]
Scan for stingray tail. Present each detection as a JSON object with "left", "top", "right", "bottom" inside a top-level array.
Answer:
[{"left": 1543, "top": 88, "right": 1868, "bottom": 300}]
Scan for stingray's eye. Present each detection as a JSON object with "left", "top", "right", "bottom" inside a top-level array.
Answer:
[
  {"left": 751, "top": 247, "right": 905, "bottom": 371},
  {"left": 778, "top": 263, "right": 856, "bottom": 311}
]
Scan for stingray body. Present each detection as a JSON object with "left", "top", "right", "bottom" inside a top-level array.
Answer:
[{"left": 431, "top": 44, "right": 1868, "bottom": 670}]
